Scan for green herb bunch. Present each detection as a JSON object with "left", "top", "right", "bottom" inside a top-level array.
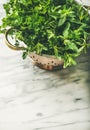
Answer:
[{"left": 0, "top": 0, "right": 90, "bottom": 67}]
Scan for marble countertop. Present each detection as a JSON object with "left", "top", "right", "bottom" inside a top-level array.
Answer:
[{"left": 0, "top": 1, "right": 90, "bottom": 130}]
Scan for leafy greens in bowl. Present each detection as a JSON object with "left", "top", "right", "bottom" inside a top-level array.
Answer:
[{"left": 0, "top": 0, "right": 90, "bottom": 68}]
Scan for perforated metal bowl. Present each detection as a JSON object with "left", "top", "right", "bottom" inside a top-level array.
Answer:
[{"left": 5, "top": 28, "right": 64, "bottom": 70}]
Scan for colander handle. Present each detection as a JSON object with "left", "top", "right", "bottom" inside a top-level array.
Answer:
[{"left": 5, "top": 28, "right": 26, "bottom": 51}]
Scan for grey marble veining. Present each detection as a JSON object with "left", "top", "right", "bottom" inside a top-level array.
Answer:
[
  {"left": 0, "top": 42, "right": 90, "bottom": 130},
  {"left": 0, "top": 1, "right": 90, "bottom": 130}
]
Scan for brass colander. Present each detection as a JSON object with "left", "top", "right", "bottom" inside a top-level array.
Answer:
[{"left": 5, "top": 28, "right": 64, "bottom": 70}]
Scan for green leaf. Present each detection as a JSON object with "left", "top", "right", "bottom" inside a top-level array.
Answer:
[
  {"left": 58, "top": 16, "right": 66, "bottom": 26},
  {"left": 63, "top": 22, "right": 70, "bottom": 37},
  {"left": 68, "top": 42, "right": 78, "bottom": 52},
  {"left": 54, "top": 46, "right": 58, "bottom": 57},
  {"left": 63, "top": 54, "right": 76, "bottom": 68},
  {"left": 22, "top": 52, "right": 28, "bottom": 59},
  {"left": 47, "top": 30, "right": 55, "bottom": 39},
  {"left": 34, "top": 43, "right": 47, "bottom": 54},
  {"left": 15, "top": 40, "right": 19, "bottom": 47},
  {"left": 78, "top": 46, "right": 85, "bottom": 53}
]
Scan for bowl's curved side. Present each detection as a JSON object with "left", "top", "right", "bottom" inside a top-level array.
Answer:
[
  {"left": 5, "top": 28, "right": 26, "bottom": 51},
  {"left": 29, "top": 53, "right": 64, "bottom": 70}
]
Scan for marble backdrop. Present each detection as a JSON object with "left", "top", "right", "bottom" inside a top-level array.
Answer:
[{"left": 0, "top": 1, "right": 90, "bottom": 130}]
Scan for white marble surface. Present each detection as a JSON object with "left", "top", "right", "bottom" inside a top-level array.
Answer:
[
  {"left": 0, "top": 1, "right": 90, "bottom": 130},
  {"left": 0, "top": 51, "right": 90, "bottom": 130}
]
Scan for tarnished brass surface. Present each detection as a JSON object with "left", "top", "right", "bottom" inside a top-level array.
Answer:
[{"left": 5, "top": 28, "right": 26, "bottom": 51}]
